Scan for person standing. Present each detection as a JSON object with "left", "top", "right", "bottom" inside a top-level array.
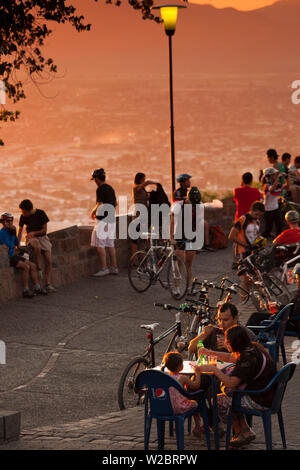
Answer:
[
  {"left": 170, "top": 186, "right": 204, "bottom": 292},
  {"left": 173, "top": 173, "right": 192, "bottom": 202},
  {"left": 262, "top": 167, "right": 283, "bottom": 239},
  {"left": 131, "top": 173, "right": 158, "bottom": 255},
  {"left": 232, "top": 173, "right": 261, "bottom": 267},
  {"left": 90, "top": 168, "right": 118, "bottom": 276},
  {"left": 17, "top": 199, "right": 56, "bottom": 293},
  {"left": 229, "top": 201, "right": 265, "bottom": 260},
  {"left": 233, "top": 173, "right": 261, "bottom": 223}
]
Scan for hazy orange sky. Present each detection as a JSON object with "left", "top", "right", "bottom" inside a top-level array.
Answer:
[{"left": 191, "top": 0, "right": 278, "bottom": 10}]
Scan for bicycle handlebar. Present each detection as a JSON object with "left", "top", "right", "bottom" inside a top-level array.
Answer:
[
  {"left": 153, "top": 302, "right": 179, "bottom": 311},
  {"left": 185, "top": 298, "right": 216, "bottom": 310}
]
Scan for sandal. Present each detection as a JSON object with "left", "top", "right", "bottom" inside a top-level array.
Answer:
[{"left": 229, "top": 430, "right": 256, "bottom": 448}]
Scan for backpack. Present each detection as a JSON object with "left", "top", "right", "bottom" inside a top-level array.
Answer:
[
  {"left": 149, "top": 183, "right": 171, "bottom": 207},
  {"left": 209, "top": 225, "right": 228, "bottom": 249}
]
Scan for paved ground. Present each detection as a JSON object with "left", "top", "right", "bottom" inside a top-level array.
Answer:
[{"left": 0, "top": 245, "right": 299, "bottom": 451}]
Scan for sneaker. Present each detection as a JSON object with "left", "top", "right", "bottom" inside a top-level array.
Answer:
[
  {"left": 93, "top": 268, "right": 110, "bottom": 277},
  {"left": 109, "top": 267, "right": 119, "bottom": 275},
  {"left": 23, "top": 289, "right": 34, "bottom": 299},
  {"left": 46, "top": 284, "right": 57, "bottom": 293},
  {"left": 34, "top": 287, "right": 48, "bottom": 296}
]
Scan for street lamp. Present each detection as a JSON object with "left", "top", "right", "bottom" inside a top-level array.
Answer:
[{"left": 152, "top": 4, "right": 186, "bottom": 197}]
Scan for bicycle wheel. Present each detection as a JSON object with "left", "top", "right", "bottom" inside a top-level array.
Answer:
[
  {"left": 118, "top": 356, "right": 149, "bottom": 410},
  {"left": 167, "top": 255, "right": 188, "bottom": 300},
  {"left": 263, "top": 273, "right": 292, "bottom": 305},
  {"left": 128, "top": 251, "right": 153, "bottom": 293}
]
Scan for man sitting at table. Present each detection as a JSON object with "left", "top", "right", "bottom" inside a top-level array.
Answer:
[{"left": 188, "top": 303, "right": 254, "bottom": 357}]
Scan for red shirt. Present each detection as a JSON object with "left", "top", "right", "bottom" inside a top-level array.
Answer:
[
  {"left": 233, "top": 186, "right": 261, "bottom": 222},
  {"left": 273, "top": 229, "right": 300, "bottom": 245}
]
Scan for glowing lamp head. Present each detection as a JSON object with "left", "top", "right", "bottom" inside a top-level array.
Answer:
[
  {"left": 153, "top": 4, "right": 186, "bottom": 36},
  {"left": 161, "top": 7, "right": 178, "bottom": 35}
]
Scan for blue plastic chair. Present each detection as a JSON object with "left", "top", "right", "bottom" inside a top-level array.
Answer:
[
  {"left": 135, "top": 369, "right": 211, "bottom": 450},
  {"left": 284, "top": 312, "right": 300, "bottom": 339},
  {"left": 225, "top": 362, "right": 296, "bottom": 450},
  {"left": 247, "top": 303, "right": 294, "bottom": 365}
]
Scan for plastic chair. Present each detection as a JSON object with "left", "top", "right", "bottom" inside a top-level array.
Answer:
[
  {"left": 284, "top": 314, "right": 300, "bottom": 339},
  {"left": 247, "top": 303, "right": 294, "bottom": 365},
  {"left": 135, "top": 369, "right": 211, "bottom": 450},
  {"left": 225, "top": 362, "right": 296, "bottom": 450}
]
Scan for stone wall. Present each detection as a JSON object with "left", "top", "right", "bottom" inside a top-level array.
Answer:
[{"left": 0, "top": 199, "right": 235, "bottom": 302}]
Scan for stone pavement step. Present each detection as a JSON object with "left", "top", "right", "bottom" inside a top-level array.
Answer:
[
  {"left": 1, "top": 393, "right": 299, "bottom": 451},
  {"left": 0, "top": 409, "right": 21, "bottom": 443}
]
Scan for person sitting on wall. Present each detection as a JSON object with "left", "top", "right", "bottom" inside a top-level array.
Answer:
[
  {"left": 0, "top": 213, "right": 47, "bottom": 298},
  {"left": 17, "top": 199, "right": 56, "bottom": 293}
]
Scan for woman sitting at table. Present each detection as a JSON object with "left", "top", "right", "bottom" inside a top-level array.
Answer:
[
  {"left": 198, "top": 325, "right": 276, "bottom": 448},
  {"left": 162, "top": 351, "right": 207, "bottom": 438}
]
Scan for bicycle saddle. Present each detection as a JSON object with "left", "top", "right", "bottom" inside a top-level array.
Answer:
[{"left": 140, "top": 322, "right": 160, "bottom": 331}]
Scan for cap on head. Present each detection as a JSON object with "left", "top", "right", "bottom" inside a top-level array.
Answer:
[
  {"left": 91, "top": 168, "right": 105, "bottom": 181},
  {"left": 176, "top": 173, "right": 191, "bottom": 183},
  {"left": 263, "top": 167, "right": 279, "bottom": 177},
  {"left": 285, "top": 210, "right": 300, "bottom": 224},
  {"left": 187, "top": 186, "right": 201, "bottom": 204},
  {"left": 0, "top": 212, "right": 13, "bottom": 223}
]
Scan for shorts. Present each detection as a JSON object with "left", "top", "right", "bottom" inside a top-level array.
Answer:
[
  {"left": 91, "top": 221, "right": 115, "bottom": 248},
  {"left": 28, "top": 235, "right": 52, "bottom": 252},
  {"left": 9, "top": 255, "right": 26, "bottom": 268}
]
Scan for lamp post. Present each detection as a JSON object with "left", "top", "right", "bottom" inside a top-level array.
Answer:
[{"left": 152, "top": 4, "right": 186, "bottom": 197}]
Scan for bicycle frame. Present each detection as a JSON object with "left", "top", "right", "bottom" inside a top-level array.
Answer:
[
  {"left": 137, "top": 237, "right": 173, "bottom": 279},
  {"left": 141, "top": 312, "right": 182, "bottom": 367}
]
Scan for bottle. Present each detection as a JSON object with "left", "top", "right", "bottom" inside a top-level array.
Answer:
[{"left": 197, "top": 340, "right": 205, "bottom": 365}]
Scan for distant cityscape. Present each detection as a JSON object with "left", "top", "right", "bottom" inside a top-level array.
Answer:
[{"left": 1, "top": 73, "right": 300, "bottom": 233}]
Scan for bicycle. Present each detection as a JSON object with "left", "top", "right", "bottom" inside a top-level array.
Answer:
[
  {"left": 268, "top": 243, "right": 300, "bottom": 286},
  {"left": 118, "top": 302, "right": 192, "bottom": 410},
  {"left": 128, "top": 233, "right": 189, "bottom": 300},
  {"left": 237, "top": 251, "right": 292, "bottom": 312},
  {"left": 189, "top": 276, "right": 250, "bottom": 308}
]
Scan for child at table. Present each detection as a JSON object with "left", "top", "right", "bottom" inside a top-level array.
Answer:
[{"left": 161, "top": 351, "right": 203, "bottom": 438}]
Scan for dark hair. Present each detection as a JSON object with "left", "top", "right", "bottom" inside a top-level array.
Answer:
[
  {"left": 134, "top": 173, "right": 145, "bottom": 185},
  {"left": 250, "top": 201, "right": 265, "bottom": 213},
  {"left": 266, "top": 148, "right": 278, "bottom": 161},
  {"left": 225, "top": 325, "right": 252, "bottom": 353},
  {"left": 162, "top": 351, "right": 183, "bottom": 372},
  {"left": 19, "top": 199, "right": 33, "bottom": 211},
  {"left": 218, "top": 302, "right": 238, "bottom": 319},
  {"left": 282, "top": 153, "right": 291, "bottom": 162},
  {"left": 294, "top": 156, "right": 300, "bottom": 166},
  {"left": 242, "top": 172, "right": 253, "bottom": 185}
]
